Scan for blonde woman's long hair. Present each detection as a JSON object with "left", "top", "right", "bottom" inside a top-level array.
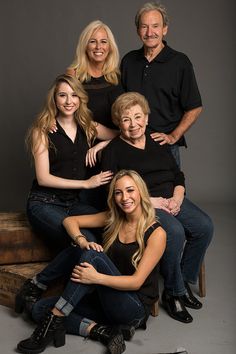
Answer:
[
  {"left": 69, "top": 20, "right": 120, "bottom": 85},
  {"left": 103, "top": 170, "right": 156, "bottom": 269},
  {"left": 26, "top": 74, "right": 97, "bottom": 155}
]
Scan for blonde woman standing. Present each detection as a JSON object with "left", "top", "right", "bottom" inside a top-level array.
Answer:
[
  {"left": 68, "top": 20, "right": 122, "bottom": 130},
  {"left": 66, "top": 21, "right": 123, "bottom": 181}
]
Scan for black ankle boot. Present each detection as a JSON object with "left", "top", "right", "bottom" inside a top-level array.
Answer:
[
  {"left": 180, "top": 282, "right": 202, "bottom": 309},
  {"left": 90, "top": 324, "right": 126, "bottom": 354},
  {"left": 15, "top": 279, "right": 44, "bottom": 315},
  {"left": 17, "top": 310, "right": 66, "bottom": 354},
  {"left": 118, "top": 325, "right": 135, "bottom": 341},
  {"left": 162, "top": 290, "right": 193, "bottom": 323}
]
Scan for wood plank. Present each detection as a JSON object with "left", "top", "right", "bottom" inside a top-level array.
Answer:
[
  {"left": 0, "top": 263, "right": 63, "bottom": 309},
  {"left": 0, "top": 213, "right": 52, "bottom": 264},
  {"left": 151, "top": 300, "right": 159, "bottom": 317}
]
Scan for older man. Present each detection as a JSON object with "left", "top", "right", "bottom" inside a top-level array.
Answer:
[{"left": 121, "top": 2, "right": 202, "bottom": 166}]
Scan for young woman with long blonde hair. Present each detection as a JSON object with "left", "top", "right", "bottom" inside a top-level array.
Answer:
[
  {"left": 17, "top": 170, "right": 166, "bottom": 354},
  {"left": 26, "top": 74, "right": 115, "bottom": 250}
]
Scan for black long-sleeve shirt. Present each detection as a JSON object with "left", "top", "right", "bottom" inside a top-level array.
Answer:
[{"left": 101, "top": 133, "right": 185, "bottom": 198}]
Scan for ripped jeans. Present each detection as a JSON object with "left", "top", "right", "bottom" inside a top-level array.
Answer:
[{"left": 32, "top": 249, "right": 146, "bottom": 336}]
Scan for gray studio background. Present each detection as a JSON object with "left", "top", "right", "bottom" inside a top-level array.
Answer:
[{"left": 0, "top": 0, "right": 235, "bottom": 211}]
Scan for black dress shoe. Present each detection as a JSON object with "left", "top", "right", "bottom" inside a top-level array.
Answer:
[
  {"left": 180, "top": 283, "right": 202, "bottom": 309},
  {"left": 162, "top": 290, "right": 193, "bottom": 323}
]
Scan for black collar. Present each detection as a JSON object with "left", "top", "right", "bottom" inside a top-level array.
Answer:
[{"left": 137, "top": 41, "right": 177, "bottom": 63}]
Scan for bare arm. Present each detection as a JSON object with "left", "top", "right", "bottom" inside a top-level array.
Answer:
[
  {"left": 63, "top": 213, "right": 107, "bottom": 249},
  {"left": 63, "top": 212, "right": 108, "bottom": 238},
  {"left": 71, "top": 226, "right": 166, "bottom": 290},
  {"left": 95, "top": 122, "right": 119, "bottom": 141},
  {"left": 151, "top": 107, "right": 202, "bottom": 145},
  {"left": 85, "top": 140, "right": 112, "bottom": 167},
  {"left": 85, "top": 123, "right": 119, "bottom": 167},
  {"left": 33, "top": 132, "right": 113, "bottom": 189},
  {"left": 166, "top": 185, "right": 185, "bottom": 216},
  {"left": 172, "top": 185, "right": 185, "bottom": 205}
]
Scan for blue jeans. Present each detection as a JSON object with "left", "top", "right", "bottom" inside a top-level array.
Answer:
[
  {"left": 169, "top": 144, "right": 181, "bottom": 168},
  {"left": 34, "top": 246, "right": 83, "bottom": 288},
  {"left": 32, "top": 250, "right": 146, "bottom": 336},
  {"left": 157, "top": 198, "right": 213, "bottom": 296},
  {"left": 27, "top": 191, "right": 98, "bottom": 250}
]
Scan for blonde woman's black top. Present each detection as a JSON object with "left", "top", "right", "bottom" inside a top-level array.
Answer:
[
  {"left": 83, "top": 76, "right": 123, "bottom": 129},
  {"left": 31, "top": 121, "right": 89, "bottom": 200},
  {"left": 107, "top": 222, "right": 161, "bottom": 316}
]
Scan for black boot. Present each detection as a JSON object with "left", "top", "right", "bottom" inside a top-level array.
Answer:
[
  {"left": 17, "top": 310, "right": 66, "bottom": 354},
  {"left": 90, "top": 324, "right": 126, "bottom": 354},
  {"left": 179, "top": 283, "right": 202, "bottom": 309},
  {"left": 162, "top": 290, "right": 193, "bottom": 323},
  {"left": 118, "top": 325, "right": 135, "bottom": 341},
  {"left": 15, "top": 279, "right": 44, "bottom": 315}
]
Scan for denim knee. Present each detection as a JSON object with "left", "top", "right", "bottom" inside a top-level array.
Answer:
[
  {"left": 165, "top": 222, "right": 186, "bottom": 252},
  {"left": 197, "top": 213, "right": 214, "bottom": 244},
  {"left": 79, "top": 249, "right": 101, "bottom": 262}
]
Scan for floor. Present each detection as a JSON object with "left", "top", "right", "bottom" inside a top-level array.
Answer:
[{"left": 0, "top": 203, "right": 235, "bottom": 354}]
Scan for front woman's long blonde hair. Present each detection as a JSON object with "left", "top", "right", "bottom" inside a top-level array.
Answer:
[
  {"left": 103, "top": 170, "right": 156, "bottom": 269},
  {"left": 69, "top": 20, "right": 120, "bottom": 85},
  {"left": 26, "top": 74, "right": 97, "bottom": 155}
]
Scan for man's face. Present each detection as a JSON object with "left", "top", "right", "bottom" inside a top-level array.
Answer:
[{"left": 137, "top": 10, "right": 168, "bottom": 50}]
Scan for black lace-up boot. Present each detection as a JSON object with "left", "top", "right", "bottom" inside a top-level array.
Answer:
[
  {"left": 15, "top": 279, "right": 44, "bottom": 315},
  {"left": 90, "top": 324, "right": 126, "bottom": 354},
  {"left": 17, "top": 310, "right": 66, "bottom": 354},
  {"left": 118, "top": 325, "right": 135, "bottom": 341}
]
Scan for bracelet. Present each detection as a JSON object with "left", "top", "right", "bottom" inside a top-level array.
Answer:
[
  {"left": 74, "top": 234, "right": 87, "bottom": 243},
  {"left": 71, "top": 234, "right": 87, "bottom": 247}
]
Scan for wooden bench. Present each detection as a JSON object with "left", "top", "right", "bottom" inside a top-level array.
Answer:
[
  {"left": 0, "top": 212, "right": 55, "bottom": 308},
  {"left": 0, "top": 212, "right": 52, "bottom": 265}
]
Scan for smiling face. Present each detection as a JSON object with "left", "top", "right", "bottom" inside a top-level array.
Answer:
[
  {"left": 55, "top": 82, "right": 80, "bottom": 117},
  {"left": 138, "top": 10, "right": 168, "bottom": 51},
  {"left": 114, "top": 175, "right": 142, "bottom": 216},
  {"left": 86, "top": 27, "right": 110, "bottom": 65},
  {"left": 118, "top": 104, "right": 148, "bottom": 143}
]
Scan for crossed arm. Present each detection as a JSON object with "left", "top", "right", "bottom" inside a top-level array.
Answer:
[{"left": 63, "top": 214, "right": 166, "bottom": 291}]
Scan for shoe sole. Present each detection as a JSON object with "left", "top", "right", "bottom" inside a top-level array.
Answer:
[
  {"left": 17, "top": 343, "right": 45, "bottom": 354},
  {"left": 119, "top": 325, "right": 135, "bottom": 340},
  {"left": 107, "top": 333, "right": 126, "bottom": 354}
]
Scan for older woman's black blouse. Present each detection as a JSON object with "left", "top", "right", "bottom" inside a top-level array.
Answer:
[{"left": 101, "top": 133, "right": 185, "bottom": 198}]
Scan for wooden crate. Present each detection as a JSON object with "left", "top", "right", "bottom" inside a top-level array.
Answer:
[
  {"left": 0, "top": 262, "right": 63, "bottom": 309},
  {"left": 0, "top": 212, "right": 52, "bottom": 265}
]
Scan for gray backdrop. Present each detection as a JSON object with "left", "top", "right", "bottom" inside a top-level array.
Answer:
[{"left": 1, "top": 0, "right": 235, "bottom": 211}]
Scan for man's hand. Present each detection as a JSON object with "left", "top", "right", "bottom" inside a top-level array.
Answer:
[{"left": 150, "top": 132, "right": 177, "bottom": 145}]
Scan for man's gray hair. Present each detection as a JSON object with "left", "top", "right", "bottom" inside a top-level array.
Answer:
[{"left": 135, "top": 2, "right": 169, "bottom": 29}]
